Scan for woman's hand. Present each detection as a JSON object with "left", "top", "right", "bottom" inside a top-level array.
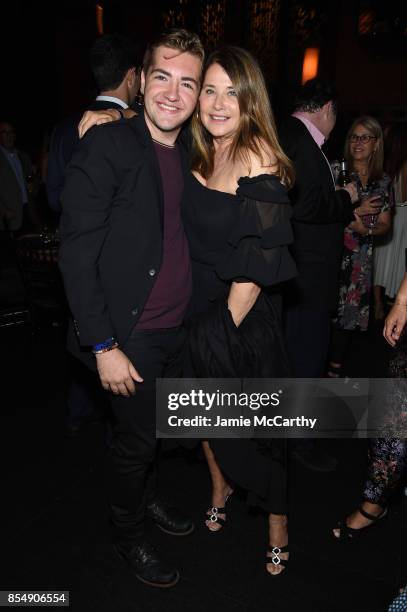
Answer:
[
  {"left": 227, "top": 281, "right": 261, "bottom": 326},
  {"left": 384, "top": 303, "right": 407, "bottom": 346},
  {"left": 348, "top": 213, "right": 368, "bottom": 235},
  {"left": 78, "top": 108, "right": 137, "bottom": 138},
  {"left": 372, "top": 209, "right": 391, "bottom": 236}
]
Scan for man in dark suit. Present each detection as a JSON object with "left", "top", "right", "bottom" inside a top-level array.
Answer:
[
  {"left": 279, "top": 79, "right": 382, "bottom": 470},
  {"left": 0, "top": 121, "right": 32, "bottom": 232},
  {"left": 59, "top": 29, "right": 204, "bottom": 588},
  {"left": 46, "top": 33, "right": 142, "bottom": 213},
  {"left": 47, "top": 34, "right": 142, "bottom": 435}
]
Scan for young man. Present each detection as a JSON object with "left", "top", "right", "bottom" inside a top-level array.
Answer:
[
  {"left": 48, "top": 34, "right": 142, "bottom": 436},
  {"left": 59, "top": 29, "right": 204, "bottom": 588}
]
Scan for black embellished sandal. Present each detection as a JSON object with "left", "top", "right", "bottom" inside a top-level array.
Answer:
[
  {"left": 205, "top": 491, "right": 233, "bottom": 532},
  {"left": 333, "top": 505, "right": 388, "bottom": 540},
  {"left": 266, "top": 544, "right": 290, "bottom": 576}
]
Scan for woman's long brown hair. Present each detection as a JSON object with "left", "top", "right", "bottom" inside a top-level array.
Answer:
[{"left": 191, "top": 46, "right": 294, "bottom": 188}]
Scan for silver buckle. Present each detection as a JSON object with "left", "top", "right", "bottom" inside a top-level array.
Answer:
[
  {"left": 271, "top": 546, "right": 281, "bottom": 565},
  {"left": 210, "top": 507, "right": 218, "bottom": 522}
]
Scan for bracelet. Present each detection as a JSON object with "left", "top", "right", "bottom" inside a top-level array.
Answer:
[
  {"left": 92, "top": 337, "right": 118, "bottom": 354},
  {"left": 116, "top": 109, "right": 124, "bottom": 119},
  {"left": 93, "top": 343, "right": 118, "bottom": 354}
]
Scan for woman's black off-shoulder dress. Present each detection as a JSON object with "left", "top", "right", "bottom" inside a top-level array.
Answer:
[{"left": 182, "top": 173, "right": 297, "bottom": 514}]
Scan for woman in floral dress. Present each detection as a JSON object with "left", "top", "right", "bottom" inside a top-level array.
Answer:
[
  {"left": 328, "top": 116, "right": 392, "bottom": 375},
  {"left": 333, "top": 274, "right": 407, "bottom": 544}
]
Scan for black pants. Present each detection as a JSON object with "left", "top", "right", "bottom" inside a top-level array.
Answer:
[
  {"left": 67, "top": 356, "right": 110, "bottom": 427},
  {"left": 107, "top": 326, "right": 186, "bottom": 545},
  {"left": 284, "top": 304, "right": 332, "bottom": 453},
  {"left": 329, "top": 327, "right": 353, "bottom": 366},
  {"left": 284, "top": 304, "right": 332, "bottom": 377}
]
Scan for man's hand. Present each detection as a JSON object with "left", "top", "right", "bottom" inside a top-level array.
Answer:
[
  {"left": 96, "top": 348, "right": 143, "bottom": 397},
  {"left": 78, "top": 108, "right": 137, "bottom": 138},
  {"left": 78, "top": 109, "right": 122, "bottom": 138},
  {"left": 383, "top": 304, "right": 407, "bottom": 347},
  {"left": 354, "top": 195, "right": 382, "bottom": 216},
  {"left": 341, "top": 181, "right": 359, "bottom": 203}
]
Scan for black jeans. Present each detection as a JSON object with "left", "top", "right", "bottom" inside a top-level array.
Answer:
[{"left": 107, "top": 326, "right": 186, "bottom": 545}]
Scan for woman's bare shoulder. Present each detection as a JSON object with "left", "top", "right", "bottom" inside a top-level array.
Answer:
[{"left": 246, "top": 140, "right": 278, "bottom": 177}]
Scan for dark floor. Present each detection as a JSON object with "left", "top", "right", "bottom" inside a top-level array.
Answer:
[{"left": 1, "top": 313, "right": 406, "bottom": 612}]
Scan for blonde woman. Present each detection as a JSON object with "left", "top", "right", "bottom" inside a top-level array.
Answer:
[{"left": 328, "top": 116, "right": 392, "bottom": 376}]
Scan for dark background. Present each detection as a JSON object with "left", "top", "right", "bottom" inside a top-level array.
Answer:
[
  {"left": 1, "top": 3, "right": 406, "bottom": 610},
  {"left": 1, "top": 0, "right": 406, "bottom": 163}
]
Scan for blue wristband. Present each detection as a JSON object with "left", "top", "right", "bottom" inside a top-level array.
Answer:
[{"left": 92, "top": 337, "right": 118, "bottom": 353}]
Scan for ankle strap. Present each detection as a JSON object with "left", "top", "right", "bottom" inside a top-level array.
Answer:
[
  {"left": 266, "top": 545, "right": 289, "bottom": 567},
  {"left": 359, "top": 506, "right": 386, "bottom": 522},
  {"left": 210, "top": 506, "right": 226, "bottom": 513},
  {"left": 268, "top": 545, "right": 289, "bottom": 553}
]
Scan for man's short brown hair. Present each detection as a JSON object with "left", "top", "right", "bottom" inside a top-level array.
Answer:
[{"left": 143, "top": 28, "right": 204, "bottom": 75}]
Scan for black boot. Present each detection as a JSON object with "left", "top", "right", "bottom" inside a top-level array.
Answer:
[
  {"left": 146, "top": 499, "right": 194, "bottom": 536},
  {"left": 114, "top": 541, "right": 179, "bottom": 588}
]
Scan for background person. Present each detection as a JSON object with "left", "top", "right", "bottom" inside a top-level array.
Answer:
[
  {"left": 333, "top": 272, "right": 407, "bottom": 551},
  {"left": 328, "top": 116, "right": 392, "bottom": 377},
  {"left": 278, "top": 80, "right": 380, "bottom": 472},
  {"left": 0, "top": 120, "right": 32, "bottom": 233},
  {"left": 47, "top": 33, "right": 142, "bottom": 214},
  {"left": 374, "top": 122, "right": 407, "bottom": 319}
]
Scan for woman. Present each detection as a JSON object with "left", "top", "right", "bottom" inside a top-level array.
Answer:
[
  {"left": 80, "top": 46, "right": 297, "bottom": 576},
  {"left": 333, "top": 273, "right": 407, "bottom": 540},
  {"left": 374, "top": 123, "right": 407, "bottom": 319},
  {"left": 328, "top": 116, "right": 392, "bottom": 376},
  {"left": 184, "top": 46, "right": 296, "bottom": 576}
]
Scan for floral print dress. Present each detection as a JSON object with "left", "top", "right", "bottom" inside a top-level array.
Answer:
[
  {"left": 333, "top": 173, "right": 393, "bottom": 331},
  {"left": 363, "top": 331, "right": 407, "bottom": 505}
]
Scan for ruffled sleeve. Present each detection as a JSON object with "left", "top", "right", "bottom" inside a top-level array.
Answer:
[{"left": 215, "top": 174, "right": 297, "bottom": 286}]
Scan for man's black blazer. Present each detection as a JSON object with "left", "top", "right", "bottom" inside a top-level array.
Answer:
[
  {"left": 278, "top": 116, "right": 356, "bottom": 309},
  {"left": 46, "top": 100, "right": 126, "bottom": 212},
  {"left": 59, "top": 113, "right": 190, "bottom": 365},
  {"left": 0, "top": 147, "right": 31, "bottom": 231}
]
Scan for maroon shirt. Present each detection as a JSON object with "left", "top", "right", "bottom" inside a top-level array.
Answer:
[{"left": 136, "top": 141, "right": 192, "bottom": 329}]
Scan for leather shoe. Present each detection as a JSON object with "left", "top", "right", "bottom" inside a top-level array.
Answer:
[
  {"left": 146, "top": 499, "right": 194, "bottom": 536},
  {"left": 292, "top": 447, "right": 338, "bottom": 472},
  {"left": 114, "top": 541, "right": 179, "bottom": 588}
]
